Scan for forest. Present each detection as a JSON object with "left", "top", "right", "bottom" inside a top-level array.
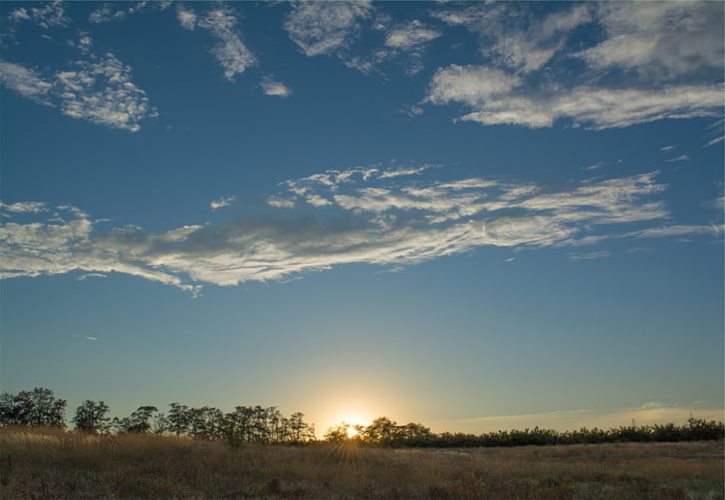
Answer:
[{"left": 2, "top": 387, "right": 723, "bottom": 448}]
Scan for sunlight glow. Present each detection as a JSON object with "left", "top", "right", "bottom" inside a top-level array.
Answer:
[{"left": 346, "top": 426, "right": 358, "bottom": 438}]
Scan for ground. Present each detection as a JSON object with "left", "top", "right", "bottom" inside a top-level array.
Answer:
[{"left": 1, "top": 428, "right": 723, "bottom": 499}]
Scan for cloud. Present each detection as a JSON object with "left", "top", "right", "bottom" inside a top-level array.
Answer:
[
  {"left": 0, "top": 54, "right": 158, "bottom": 132},
  {"left": 580, "top": 2, "right": 724, "bottom": 79},
  {"left": 665, "top": 154, "right": 690, "bottom": 163},
  {"left": 7, "top": 1, "right": 70, "bottom": 29},
  {"left": 433, "top": 3, "right": 592, "bottom": 74},
  {"left": 426, "top": 66, "right": 723, "bottom": 129},
  {"left": 284, "top": 1, "right": 373, "bottom": 57},
  {"left": 0, "top": 62, "right": 53, "bottom": 101},
  {"left": 89, "top": 1, "right": 171, "bottom": 24},
  {"left": 77, "top": 273, "right": 107, "bottom": 281},
  {"left": 0, "top": 201, "right": 48, "bottom": 214},
  {"left": 567, "top": 250, "right": 610, "bottom": 261},
  {"left": 266, "top": 197, "right": 295, "bottom": 209},
  {"left": 260, "top": 78, "right": 292, "bottom": 98},
  {"left": 661, "top": 145, "right": 676, "bottom": 152},
  {"left": 85, "top": 336, "right": 97, "bottom": 341},
  {"left": 176, "top": 6, "right": 256, "bottom": 81},
  {"left": 210, "top": 195, "right": 237, "bottom": 211},
  {"left": 425, "top": 3, "right": 723, "bottom": 130},
  {"left": 3, "top": 165, "right": 720, "bottom": 292},
  {"left": 89, "top": 3, "right": 129, "bottom": 24}
]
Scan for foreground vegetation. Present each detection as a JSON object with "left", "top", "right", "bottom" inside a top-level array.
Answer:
[{"left": 1, "top": 427, "right": 723, "bottom": 499}]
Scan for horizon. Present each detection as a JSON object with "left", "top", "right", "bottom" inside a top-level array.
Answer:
[{"left": 1, "top": 1, "right": 723, "bottom": 439}]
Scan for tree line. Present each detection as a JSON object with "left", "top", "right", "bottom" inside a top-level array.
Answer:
[
  {"left": 1, "top": 388, "right": 723, "bottom": 447},
  {"left": 0, "top": 387, "right": 314, "bottom": 445},
  {"left": 325, "top": 416, "right": 725, "bottom": 447}
]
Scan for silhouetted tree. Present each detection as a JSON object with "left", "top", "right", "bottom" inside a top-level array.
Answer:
[
  {"left": 0, "top": 387, "right": 67, "bottom": 428},
  {"left": 113, "top": 406, "right": 158, "bottom": 433},
  {"left": 167, "top": 403, "right": 190, "bottom": 436},
  {"left": 72, "top": 400, "right": 111, "bottom": 433}
]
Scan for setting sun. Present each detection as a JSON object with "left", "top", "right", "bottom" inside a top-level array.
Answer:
[{"left": 346, "top": 426, "right": 358, "bottom": 438}]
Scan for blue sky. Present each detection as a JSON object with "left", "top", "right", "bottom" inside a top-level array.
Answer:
[{"left": 1, "top": 1, "right": 723, "bottom": 434}]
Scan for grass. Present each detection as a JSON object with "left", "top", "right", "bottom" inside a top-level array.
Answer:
[{"left": 1, "top": 427, "right": 723, "bottom": 499}]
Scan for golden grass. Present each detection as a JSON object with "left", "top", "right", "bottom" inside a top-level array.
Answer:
[{"left": 1, "top": 427, "right": 723, "bottom": 499}]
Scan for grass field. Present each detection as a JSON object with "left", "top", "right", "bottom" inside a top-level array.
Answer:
[{"left": 1, "top": 428, "right": 723, "bottom": 499}]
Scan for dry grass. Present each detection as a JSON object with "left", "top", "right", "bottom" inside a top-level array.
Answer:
[{"left": 1, "top": 428, "right": 723, "bottom": 499}]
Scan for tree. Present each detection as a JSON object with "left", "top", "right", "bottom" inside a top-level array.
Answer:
[
  {"left": 114, "top": 406, "right": 158, "bottom": 433},
  {"left": 0, "top": 387, "right": 67, "bottom": 428},
  {"left": 72, "top": 400, "right": 111, "bottom": 433},
  {"left": 167, "top": 403, "right": 190, "bottom": 436},
  {"left": 361, "top": 417, "right": 398, "bottom": 445}
]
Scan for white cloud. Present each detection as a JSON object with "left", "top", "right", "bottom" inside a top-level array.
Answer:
[
  {"left": 580, "top": 2, "right": 724, "bottom": 79},
  {"left": 305, "top": 194, "right": 332, "bottom": 207},
  {"left": 0, "top": 54, "right": 158, "bottom": 132},
  {"left": 89, "top": 4, "right": 128, "bottom": 24},
  {"left": 666, "top": 155, "right": 690, "bottom": 163},
  {"left": 8, "top": 1, "right": 69, "bottom": 29},
  {"left": 78, "top": 35, "right": 93, "bottom": 54},
  {"left": 4, "top": 166, "right": 719, "bottom": 291},
  {"left": 260, "top": 78, "right": 292, "bottom": 98},
  {"left": 176, "top": 6, "right": 256, "bottom": 81},
  {"left": 0, "top": 201, "right": 48, "bottom": 214},
  {"left": 267, "top": 197, "right": 295, "bottom": 209},
  {"left": 661, "top": 145, "right": 676, "bottom": 152},
  {"left": 89, "top": 2, "right": 169, "bottom": 24},
  {"left": 433, "top": 3, "right": 592, "bottom": 74},
  {"left": 427, "top": 65, "right": 521, "bottom": 105},
  {"left": 0, "top": 62, "right": 53, "bottom": 101},
  {"left": 210, "top": 195, "right": 237, "bottom": 211},
  {"left": 77, "top": 273, "right": 107, "bottom": 281},
  {"left": 85, "top": 336, "right": 97, "bottom": 341},
  {"left": 177, "top": 6, "right": 198, "bottom": 30},
  {"left": 426, "top": 3, "right": 723, "bottom": 130},
  {"left": 284, "top": 1, "right": 373, "bottom": 57},
  {"left": 567, "top": 250, "right": 610, "bottom": 261},
  {"left": 384, "top": 20, "right": 440, "bottom": 51},
  {"left": 427, "top": 66, "right": 723, "bottom": 129}
]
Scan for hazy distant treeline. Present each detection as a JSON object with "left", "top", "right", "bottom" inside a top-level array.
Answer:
[
  {"left": 1, "top": 388, "right": 723, "bottom": 448},
  {"left": 326, "top": 416, "right": 725, "bottom": 448}
]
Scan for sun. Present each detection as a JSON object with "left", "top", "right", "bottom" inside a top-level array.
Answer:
[{"left": 346, "top": 426, "right": 359, "bottom": 438}]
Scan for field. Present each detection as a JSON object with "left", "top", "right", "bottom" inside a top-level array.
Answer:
[{"left": 1, "top": 428, "right": 723, "bottom": 499}]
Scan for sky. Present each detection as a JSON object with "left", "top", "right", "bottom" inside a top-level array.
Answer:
[{"left": 0, "top": 1, "right": 723, "bottom": 436}]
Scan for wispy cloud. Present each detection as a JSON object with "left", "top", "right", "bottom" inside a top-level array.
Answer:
[
  {"left": 425, "top": 2, "right": 723, "bottom": 130},
  {"left": 89, "top": 1, "right": 170, "bottom": 24},
  {"left": 210, "top": 195, "right": 237, "bottom": 211},
  {"left": 567, "top": 250, "right": 610, "bottom": 261},
  {"left": 580, "top": 3, "right": 724, "bottom": 79},
  {"left": 426, "top": 65, "right": 722, "bottom": 129},
  {"left": 7, "top": 1, "right": 70, "bottom": 30},
  {"left": 2, "top": 165, "right": 719, "bottom": 292},
  {"left": 661, "top": 145, "right": 676, "bottom": 152},
  {"left": 433, "top": 3, "right": 592, "bottom": 74},
  {"left": 177, "top": 6, "right": 256, "bottom": 81},
  {"left": 260, "top": 78, "right": 292, "bottom": 98},
  {"left": 0, "top": 52, "right": 158, "bottom": 132},
  {"left": 665, "top": 154, "right": 690, "bottom": 163},
  {"left": 0, "top": 201, "right": 48, "bottom": 214},
  {"left": 77, "top": 273, "right": 107, "bottom": 281},
  {"left": 284, "top": 1, "right": 373, "bottom": 58}
]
